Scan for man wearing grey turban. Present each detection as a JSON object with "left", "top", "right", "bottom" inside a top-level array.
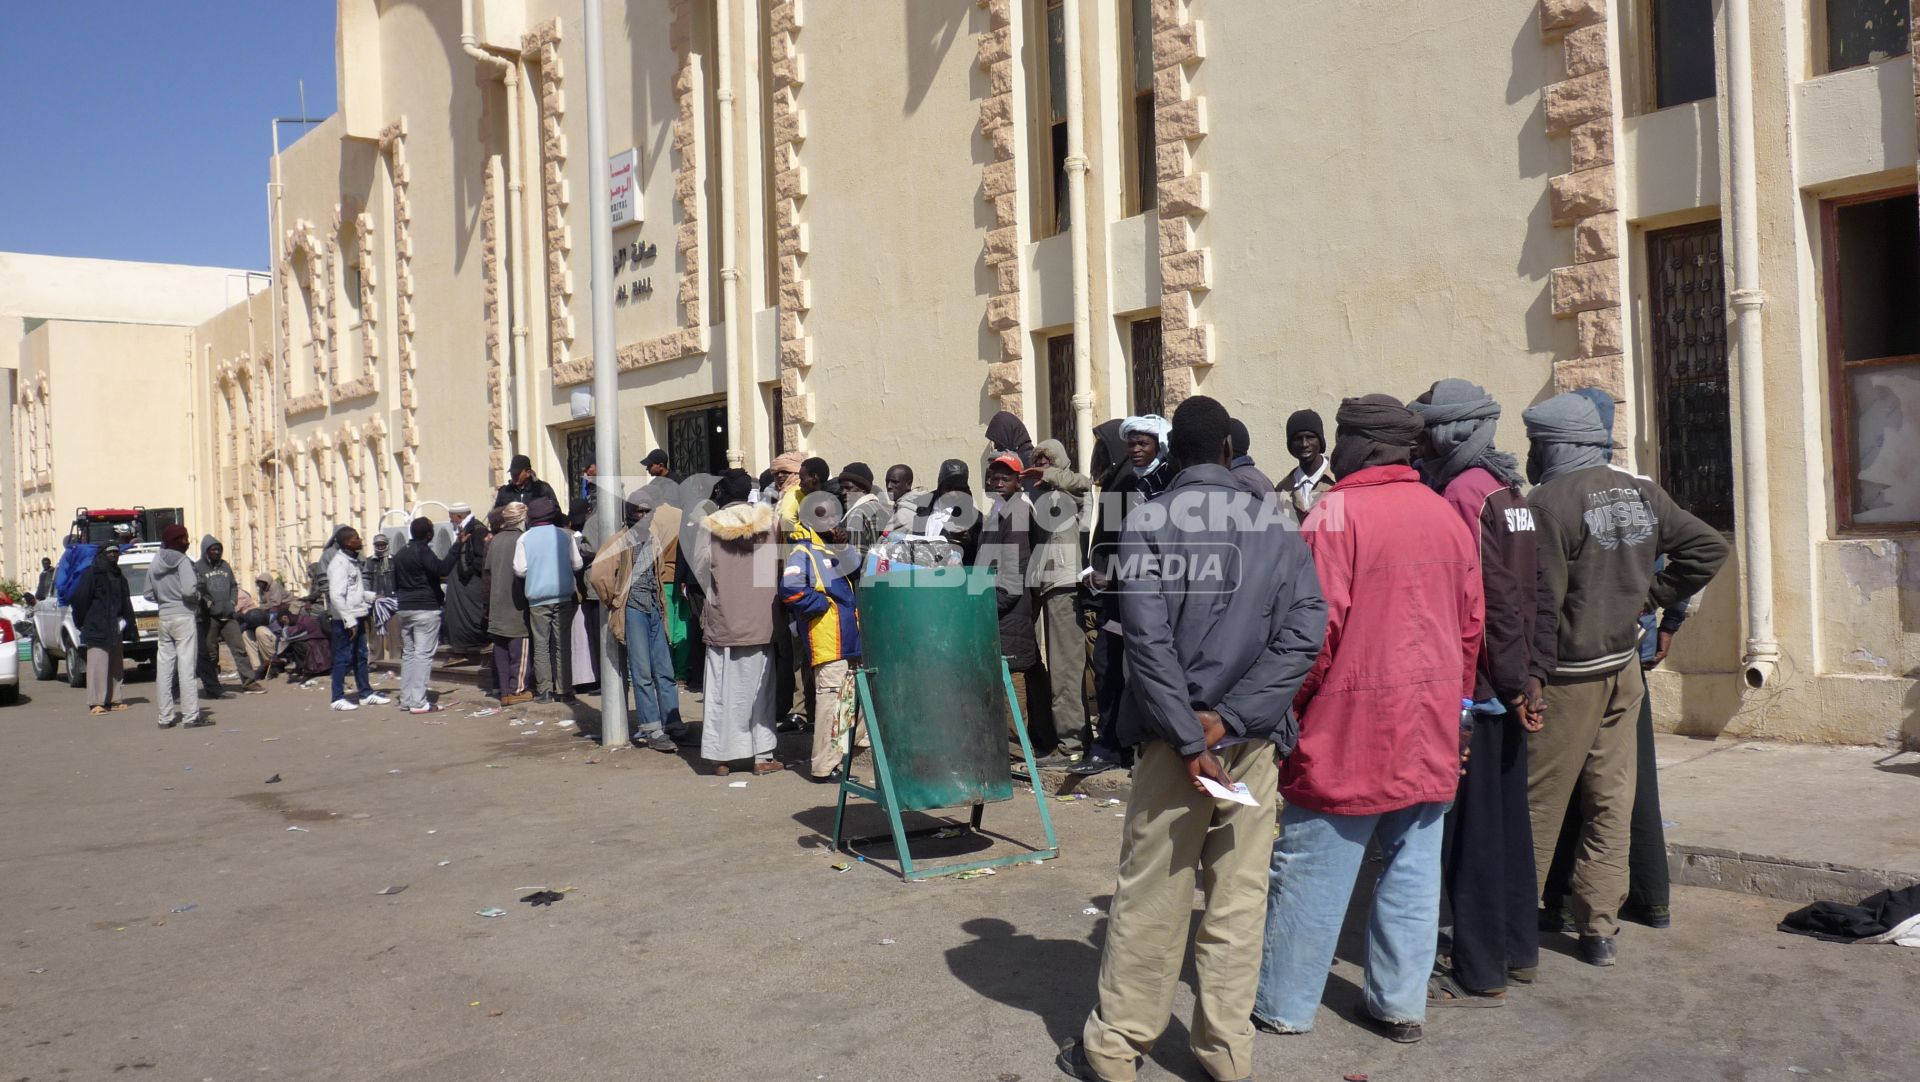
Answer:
[
  {"left": 1520, "top": 391, "right": 1728, "bottom": 969},
  {"left": 1410, "top": 380, "right": 1540, "bottom": 1002}
]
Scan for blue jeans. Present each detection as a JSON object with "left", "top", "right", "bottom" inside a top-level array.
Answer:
[
  {"left": 1254, "top": 801, "right": 1448, "bottom": 1030},
  {"left": 327, "top": 617, "right": 372, "bottom": 703},
  {"left": 624, "top": 604, "right": 681, "bottom": 735}
]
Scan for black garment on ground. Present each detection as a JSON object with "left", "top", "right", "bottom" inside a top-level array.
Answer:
[
  {"left": 1780, "top": 884, "right": 1920, "bottom": 943},
  {"left": 1442, "top": 712, "right": 1540, "bottom": 991},
  {"left": 394, "top": 537, "right": 458, "bottom": 611},
  {"left": 72, "top": 561, "right": 135, "bottom": 650}
]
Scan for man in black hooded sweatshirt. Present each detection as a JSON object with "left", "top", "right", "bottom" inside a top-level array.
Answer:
[
  {"left": 494, "top": 453, "right": 557, "bottom": 509},
  {"left": 195, "top": 536, "right": 266, "bottom": 697}
]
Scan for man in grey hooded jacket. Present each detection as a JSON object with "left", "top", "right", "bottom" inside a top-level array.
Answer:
[
  {"left": 194, "top": 535, "right": 265, "bottom": 698},
  {"left": 146, "top": 523, "right": 205, "bottom": 728}
]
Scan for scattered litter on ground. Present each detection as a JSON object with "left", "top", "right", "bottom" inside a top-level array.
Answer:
[
  {"left": 476, "top": 908, "right": 507, "bottom": 918},
  {"left": 426, "top": 829, "right": 437, "bottom": 834},
  {"left": 1082, "top": 907, "right": 1099, "bottom": 916},
  {"left": 1114, "top": 812, "right": 1125, "bottom": 817},
  {"left": 286, "top": 826, "right": 309, "bottom": 832},
  {"left": 485, "top": 763, "right": 503, "bottom": 769},
  {"left": 376, "top": 885, "right": 408, "bottom": 896},
  {"left": 487, "top": 1008, "right": 504, "bottom": 1018},
  {"left": 933, "top": 827, "right": 967, "bottom": 839},
  {"left": 831, "top": 863, "right": 852, "bottom": 872},
  {"left": 1099, "top": 798, "right": 1122, "bottom": 806},
  {"left": 1055, "top": 795, "right": 1077, "bottom": 803},
  {"left": 534, "top": 720, "right": 545, "bottom": 726},
  {"left": 261, "top": 737, "right": 280, "bottom": 742},
  {"left": 387, "top": 769, "right": 403, "bottom": 775},
  {"left": 470, "top": 708, "right": 499, "bottom": 718},
  {"left": 1344, "top": 1074, "right": 1369, "bottom": 1081},
  {"left": 950, "top": 868, "right": 997, "bottom": 880},
  {"left": 728, "top": 781, "right": 749, "bottom": 788},
  {"left": 301, "top": 679, "right": 317, "bottom": 689},
  {"left": 1787, "top": 1069, "right": 1810, "bottom": 1076},
  {"left": 520, "top": 890, "right": 564, "bottom": 907},
  {"left": 510, "top": 719, "right": 525, "bottom": 727},
  {"left": 222, "top": 728, "right": 242, "bottom": 733},
  {"left": 878, "top": 938, "right": 895, "bottom": 945},
  {"left": 469, "top": 1000, "right": 481, "bottom": 1006},
  {"left": 585, "top": 756, "right": 601, "bottom": 765},
  {"left": 170, "top": 904, "right": 198, "bottom": 914},
  {"left": 29, "top": 967, "right": 46, "bottom": 974},
  {"left": 1662, "top": 819, "right": 1678, "bottom": 828},
  {"left": 264, "top": 774, "right": 282, "bottom": 784},
  {"left": 351, "top": 813, "right": 372, "bottom": 820},
  {"left": 437, "top": 861, "right": 451, "bottom": 867}
]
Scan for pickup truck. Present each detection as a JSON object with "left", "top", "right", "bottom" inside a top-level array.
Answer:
[{"left": 31, "top": 542, "right": 163, "bottom": 687}]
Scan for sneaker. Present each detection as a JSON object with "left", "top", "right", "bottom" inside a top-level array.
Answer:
[
  {"left": 331, "top": 699, "right": 360, "bottom": 711},
  {"left": 158, "top": 716, "right": 178, "bottom": 729},
  {"left": 1578, "top": 934, "right": 1617, "bottom": 967},
  {"left": 1366, "top": 1012, "right": 1423, "bottom": 1043},
  {"left": 634, "top": 731, "right": 678, "bottom": 753},
  {"left": 241, "top": 682, "right": 268, "bottom": 695},
  {"left": 182, "top": 714, "right": 213, "bottom": 728},
  {"left": 1250, "top": 1013, "right": 1309, "bottom": 1035},
  {"left": 777, "top": 711, "right": 807, "bottom": 733},
  {"left": 500, "top": 692, "right": 532, "bottom": 706},
  {"left": 362, "top": 692, "right": 392, "bottom": 706},
  {"left": 665, "top": 728, "right": 698, "bottom": 747},
  {"left": 533, "top": 692, "right": 555, "bottom": 705},
  {"left": 409, "top": 704, "right": 440, "bottom": 715}
]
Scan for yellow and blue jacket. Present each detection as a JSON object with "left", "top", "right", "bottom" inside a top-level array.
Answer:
[{"left": 781, "top": 538, "right": 861, "bottom": 665}]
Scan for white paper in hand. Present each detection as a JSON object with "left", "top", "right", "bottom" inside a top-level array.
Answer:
[{"left": 1198, "top": 776, "right": 1259, "bottom": 807}]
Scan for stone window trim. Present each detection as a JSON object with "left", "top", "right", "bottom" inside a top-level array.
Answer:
[
  {"left": 1153, "top": 0, "right": 1211, "bottom": 412},
  {"left": 1541, "top": 0, "right": 1629, "bottom": 417},
  {"left": 980, "top": 0, "right": 1026, "bottom": 421},
  {"left": 331, "top": 201, "right": 381, "bottom": 404},
  {"left": 769, "top": 0, "right": 812, "bottom": 449},
  {"left": 378, "top": 117, "right": 421, "bottom": 505},
  {"left": 543, "top": 7, "right": 711, "bottom": 392},
  {"left": 281, "top": 223, "right": 332, "bottom": 416}
]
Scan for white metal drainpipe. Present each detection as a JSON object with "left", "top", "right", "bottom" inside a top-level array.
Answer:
[
  {"left": 1725, "top": 0, "right": 1779, "bottom": 689},
  {"left": 1063, "top": 0, "right": 1095, "bottom": 473},
  {"left": 717, "top": 0, "right": 745, "bottom": 468}
]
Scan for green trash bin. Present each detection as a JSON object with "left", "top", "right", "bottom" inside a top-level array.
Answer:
[{"left": 831, "top": 565, "right": 1058, "bottom": 879}]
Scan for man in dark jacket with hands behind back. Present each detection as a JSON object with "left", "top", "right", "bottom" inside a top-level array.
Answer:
[{"left": 1063, "top": 396, "right": 1326, "bottom": 1082}]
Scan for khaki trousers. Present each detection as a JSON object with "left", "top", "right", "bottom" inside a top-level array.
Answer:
[
  {"left": 1039, "top": 586, "right": 1090, "bottom": 753},
  {"left": 1083, "top": 741, "right": 1278, "bottom": 1082},
  {"left": 808, "top": 658, "right": 849, "bottom": 777},
  {"left": 1527, "top": 667, "right": 1644, "bottom": 938}
]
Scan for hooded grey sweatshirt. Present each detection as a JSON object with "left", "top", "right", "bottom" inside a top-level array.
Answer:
[
  {"left": 145, "top": 548, "right": 201, "bottom": 618},
  {"left": 193, "top": 535, "right": 240, "bottom": 619}
]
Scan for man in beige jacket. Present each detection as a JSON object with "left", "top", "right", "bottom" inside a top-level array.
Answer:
[{"left": 588, "top": 490, "right": 689, "bottom": 752}]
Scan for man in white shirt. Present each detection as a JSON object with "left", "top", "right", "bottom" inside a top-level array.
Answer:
[{"left": 1280, "top": 409, "right": 1335, "bottom": 522}]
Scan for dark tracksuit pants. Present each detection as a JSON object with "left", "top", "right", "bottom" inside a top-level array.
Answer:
[
  {"left": 1088, "top": 625, "right": 1132, "bottom": 766},
  {"left": 1442, "top": 712, "right": 1540, "bottom": 991},
  {"left": 1543, "top": 669, "right": 1669, "bottom": 914}
]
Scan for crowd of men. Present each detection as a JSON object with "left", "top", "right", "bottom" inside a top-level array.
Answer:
[{"left": 46, "top": 378, "right": 1729, "bottom": 1082}]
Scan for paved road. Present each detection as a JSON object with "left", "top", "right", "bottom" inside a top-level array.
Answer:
[{"left": 2, "top": 673, "right": 1914, "bottom": 1081}]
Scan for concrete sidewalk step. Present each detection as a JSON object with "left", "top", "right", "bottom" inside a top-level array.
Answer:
[
  {"left": 1022, "top": 734, "right": 1920, "bottom": 905},
  {"left": 1655, "top": 733, "right": 1920, "bottom": 904}
]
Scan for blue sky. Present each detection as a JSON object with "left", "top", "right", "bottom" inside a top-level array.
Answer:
[{"left": 0, "top": 3, "right": 338, "bottom": 271}]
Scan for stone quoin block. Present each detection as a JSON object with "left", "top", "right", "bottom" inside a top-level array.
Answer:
[
  {"left": 1155, "top": 21, "right": 1203, "bottom": 66},
  {"left": 1550, "top": 166, "right": 1616, "bottom": 226},
  {"left": 1575, "top": 213, "right": 1620, "bottom": 263},
  {"left": 1553, "top": 354, "right": 1626, "bottom": 401},
  {"left": 982, "top": 159, "right": 1017, "bottom": 198},
  {"left": 1545, "top": 70, "right": 1612, "bottom": 133},
  {"left": 1550, "top": 258, "right": 1622, "bottom": 315},
  {"left": 999, "top": 327, "right": 1024, "bottom": 362},
  {"left": 1540, "top": 0, "right": 1608, "bottom": 35},
  {"left": 986, "top": 361, "right": 1021, "bottom": 397},
  {"left": 1570, "top": 118, "right": 1615, "bottom": 169},
  {"left": 1564, "top": 21, "right": 1609, "bottom": 76},
  {"left": 1578, "top": 307, "right": 1624, "bottom": 357}
]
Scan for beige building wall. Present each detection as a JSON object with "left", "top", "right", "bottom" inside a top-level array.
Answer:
[{"left": 16, "top": 0, "right": 1915, "bottom": 745}]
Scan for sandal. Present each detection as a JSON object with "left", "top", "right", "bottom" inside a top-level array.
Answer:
[
  {"left": 90, "top": 706, "right": 109, "bottom": 716},
  {"left": 108, "top": 702, "right": 129, "bottom": 712},
  {"left": 751, "top": 760, "right": 785, "bottom": 776},
  {"left": 711, "top": 762, "right": 732, "bottom": 777},
  {"left": 1428, "top": 972, "right": 1506, "bottom": 1007}
]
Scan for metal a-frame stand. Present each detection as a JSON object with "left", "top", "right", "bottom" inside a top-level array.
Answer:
[{"left": 830, "top": 660, "right": 1059, "bottom": 881}]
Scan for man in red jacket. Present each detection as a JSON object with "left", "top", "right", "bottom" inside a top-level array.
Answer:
[
  {"left": 1410, "top": 379, "right": 1542, "bottom": 1004},
  {"left": 1252, "top": 395, "right": 1484, "bottom": 1046}
]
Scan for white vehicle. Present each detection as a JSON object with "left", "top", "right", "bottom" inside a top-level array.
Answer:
[
  {"left": 31, "top": 542, "right": 163, "bottom": 688},
  {"left": 0, "top": 600, "right": 23, "bottom": 705}
]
